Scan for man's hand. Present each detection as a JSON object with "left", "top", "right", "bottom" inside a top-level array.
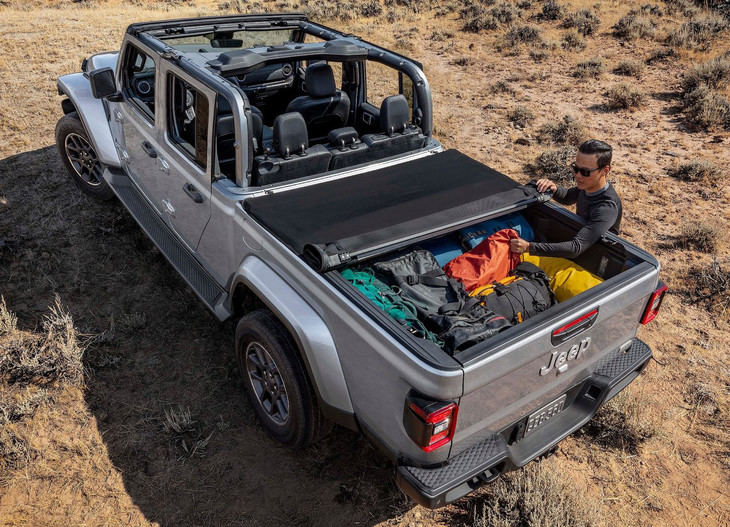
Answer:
[
  {"left": 535, "top": 178, "right": 557, "bottom": 193},
  {"left": 510, "top": 237, "right": 530, "bottom": 254}
]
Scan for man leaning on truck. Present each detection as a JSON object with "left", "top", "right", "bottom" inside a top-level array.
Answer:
[{"left": 510, "top": 139, "right": 623, "bottom": 259}]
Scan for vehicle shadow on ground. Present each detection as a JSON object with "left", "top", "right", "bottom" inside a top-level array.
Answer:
[{"left": 0, "top": 147, "right": 417, "bottom": 526}]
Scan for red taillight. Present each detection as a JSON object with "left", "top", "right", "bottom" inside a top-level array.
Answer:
[
  {"left": 404, "top": 397, "right": 459, "bottom": 452},
  {"left": 640, "top": 283, "right": 668, "bottom": 325}
]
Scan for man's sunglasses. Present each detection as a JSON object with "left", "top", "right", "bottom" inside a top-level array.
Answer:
[{"left": 571, "top": 163, "right": 602, "bottom": 178}]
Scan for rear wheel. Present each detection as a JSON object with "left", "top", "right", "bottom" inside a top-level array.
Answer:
[
  {"left": 55, "top": 112, "right": 115, "bottom": 201},
  {"left": 235, "top": 310, "right": 323, "bottom": 447}
]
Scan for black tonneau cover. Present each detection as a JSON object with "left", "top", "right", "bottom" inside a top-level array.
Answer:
[{"left": 244, "top": 150, "right": 545, "bottom": 271}]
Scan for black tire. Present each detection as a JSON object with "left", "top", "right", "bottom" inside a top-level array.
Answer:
[
  {"left": 55, "top": 111, "right": 115, "bottom": 201},
  {"left": 235, "top": 310, "right": 323, "bottom": 447}
]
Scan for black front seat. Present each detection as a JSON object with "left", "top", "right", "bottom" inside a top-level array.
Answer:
[{"left": 286, "top": 63, "right": 350, "bottom": 143}]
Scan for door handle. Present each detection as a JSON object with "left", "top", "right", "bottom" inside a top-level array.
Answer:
[
  {"left": 162, "top": 199, "right": 175, "bottom": 216},
  {"left": 183, "top": 183, "right": 204, "bottom": 204},
  {"left": 141, "top": 141, "right": 157, "bottom": 158}
]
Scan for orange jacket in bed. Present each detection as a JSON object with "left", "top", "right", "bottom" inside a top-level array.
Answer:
[{"left": 443, "top": 228, "right": 520, "bottom": 292}]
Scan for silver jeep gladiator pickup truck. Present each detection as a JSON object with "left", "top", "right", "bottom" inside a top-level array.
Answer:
[{"left": 55, "top": 14, "right": 667, "bottom": 508}]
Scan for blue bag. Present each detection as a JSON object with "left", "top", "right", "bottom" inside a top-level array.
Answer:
[
  {"left": 418, "top": 236, "right": 464, "bottom": 267},
  {"left": 459, "top": 213, "right": 534, "bottom": 249}
]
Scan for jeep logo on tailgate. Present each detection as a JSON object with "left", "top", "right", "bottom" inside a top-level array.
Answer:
[{"left": 540, "top": 337, "right": 591, "bottom": 376}]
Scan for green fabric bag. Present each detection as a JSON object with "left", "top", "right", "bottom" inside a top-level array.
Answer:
[{"left": 341, "top": 268, "right": 441, "bottom": 345}]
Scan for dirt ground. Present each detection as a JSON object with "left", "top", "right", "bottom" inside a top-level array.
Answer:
[{"left": 0, "top": 1, "right": 729, "bottom": 526}]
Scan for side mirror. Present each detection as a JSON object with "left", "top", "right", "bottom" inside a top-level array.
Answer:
[{"left": 89, "top": 67, "right": 118, "bottom": 99}]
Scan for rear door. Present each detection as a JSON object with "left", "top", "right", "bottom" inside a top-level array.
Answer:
[{"left": 155, "top": 63, "right": 216, "bottom": 250}]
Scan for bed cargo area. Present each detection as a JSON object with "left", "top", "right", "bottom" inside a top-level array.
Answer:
[{"left": 244, "top": 149, "right": 651, "bottom": 359}]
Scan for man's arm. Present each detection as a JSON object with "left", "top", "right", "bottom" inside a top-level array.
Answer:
[
  {"left": 552, "top": 185, "right": 579, "bottom": 205},
  {"left": 528, "top": 201, "right": 619, "bottom": 259}
]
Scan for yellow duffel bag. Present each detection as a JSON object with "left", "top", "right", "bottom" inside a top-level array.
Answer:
[{"left": 521, "top": 253, "right": 603, "bottom": 302}]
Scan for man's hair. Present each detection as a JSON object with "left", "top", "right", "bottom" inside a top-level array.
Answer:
[{"left": 579, "top": 139, "right": 612, "bottom": 169}]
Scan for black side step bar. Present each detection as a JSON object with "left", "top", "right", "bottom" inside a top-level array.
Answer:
[{"left": 102, "top": 167, "right": 225, "bottom": 313}]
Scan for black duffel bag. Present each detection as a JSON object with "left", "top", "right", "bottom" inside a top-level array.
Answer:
[
  {"left": 474, "top": 262, "right": 556, "bottom": 324},
  {"left": 373, "top": 250, "right": 511, "bottom": 353}
]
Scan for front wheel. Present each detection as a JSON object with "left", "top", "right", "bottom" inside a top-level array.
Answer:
[
  {"left": 235, "top": 310, "right": 323, "bottom": 447},
  {"left": 55, "top": 111, "right": 115, "bottom": 201}
]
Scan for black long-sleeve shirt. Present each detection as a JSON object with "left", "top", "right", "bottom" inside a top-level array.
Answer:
[{"left": 529, "top": 183, "right": 622, "bottom": 258}]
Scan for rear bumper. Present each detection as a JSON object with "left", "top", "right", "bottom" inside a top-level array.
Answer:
[{"left": 396, "top": 338, "right": 652, "bottom": 508}]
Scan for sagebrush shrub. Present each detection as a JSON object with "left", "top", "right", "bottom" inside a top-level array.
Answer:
[
  {"left": 669, "top": 159, "right": 723, "bottom": 182},
  {"left": 562, "top": 8, "right": 601, "bottom": 36},
  {"left": 537, "top": 115, "right": 585, "bottom": 145},
  {"left": 667, "top": 13, "right": 729, "bottom": 49},
  {"left": 613, "top": 11, "right": 656, "bottom": 40},
  {"left": 613, "top": 60, "right": 644, "bottom": 78},
  {"left": 573, "top": 57, "right": 604, "bottom": 78},
  {"left": 530, "top": 146, "right": 577, "bottom": 183},
  {"left": 606, "top": 83, "right": 644, "bottom": 109},
  {"left": 682, "top": 86, "right": 730, "bottom": 130},
  {"left": 679, "top": 221, "right": 723, "bottom": 252}
]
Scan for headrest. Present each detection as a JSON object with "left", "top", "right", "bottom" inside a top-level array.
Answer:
[
  {"left": 217, "top": 114, "right": 235, "bottom": 137},
  {"left": 273, "top": 112, "right": 308, "bottom": 158},
  {"left": 380, "top": 94, "right": 410, "bottom": 135},
  {"left": 211, "top": 39, "right": 243, "bottom": 48},
  {"left": 327, "top": 127, "right": 359, "bottom": 148},
  {"left": 306, "top": 62, "right": 337, "bottom": 98}
]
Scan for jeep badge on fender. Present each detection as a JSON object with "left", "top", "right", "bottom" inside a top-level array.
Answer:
[{"left": 540, "top": 337, "right": 591, "bottom": 376}]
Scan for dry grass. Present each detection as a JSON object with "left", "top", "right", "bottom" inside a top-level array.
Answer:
[
  {"left": 470, "top": 459, "right": 603, "bottom": 527},
  {"left": 578, "top": 391, "right": 657, "bottom": 455},
  {"left": 0, "top": 296, "right": 84, "bottom": 387},
  {"left": 561, "top": 31, "right": 586, "bottom": 51}
]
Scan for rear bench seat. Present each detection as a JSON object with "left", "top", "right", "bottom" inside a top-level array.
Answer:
[
  {"left": 253, "top": 112, "right": 331, "bottom": 186},
  {"left": 326, "top": 127, "right": 370, "bottom": 170},
  {"left": 362, "top": 94, "right": 426, "bottom": 159}
]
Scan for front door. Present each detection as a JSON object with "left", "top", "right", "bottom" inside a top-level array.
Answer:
[{"left": 116, "top": 40, "right": 166, "bottom": 213}]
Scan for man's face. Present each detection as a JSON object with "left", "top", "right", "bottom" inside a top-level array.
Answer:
[{"left": 573, "top": 152, "right": 607, "bottom": 191}]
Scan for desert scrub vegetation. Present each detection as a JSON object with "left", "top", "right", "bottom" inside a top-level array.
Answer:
[
  {"left": 0, "top": 297, "right": 84, "bottom": 386},
  {"left": 681, "top": 53, "right": 730, "bottom": 93},
  {"left": 529, "top": 146, "right": 576, "bottom": 183},
  {"left": 578, "top": 391, "right": 656, "bottom": 454},
  {"left": 682, "top": 85, "right": 730, "bottom": 130},
  {"left": 613, "top": 59, "right": 645, "bottom": 78},
  {"left": 669, "top": 159, "right": 723, "bottom": 183},
  {"left": 561, "top": 8, "right": 601, "bottom": 36},
  {"left": 502, "top": 24, "right": 543, "bottom": 48},
  {"left": 678, "top": 220, "right": 724, "bottom": 253},
  {"left": 462, "top": 2, "right": 523, "bottom": 33},
  {"left": 538, "top": 0, "right": 563, "bottom": 21},
  {"left": 645, "top": 46, "right": 678, "bottom": 64},
  {"left": 561, "top": 31, "right": 586, "bottom": 51},
  {"left": 163, "top": 405, "right": 215, "bottom": 459},
  {"left": 508, "top": 105, "right": 534, "bottom": 128},
  {"left": 687, "top": 257, "right": 730, "bottom": 318},
  {"left": 537, "top": 114, "right": 585, "bottom": 145},
  {"left": 0, "top": 297, "right": 83, "bottom": 478},
  {"left": 612, "top": 10, "right": 657, "bottom": 40},
  {"left": 471, "top": 460, "right": 603, "bottom": 527},
  {"left": 667, "top": 13, "right": 729, "bottom": 49},
  {"left": 572, "top": 57, "right": 604, "bottom": 78},
  {"left": 605, "top": 83, "right": 644, "bottom": 110}
]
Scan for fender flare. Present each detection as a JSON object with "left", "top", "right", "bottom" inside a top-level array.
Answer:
[
  {"left": 231, "top": 256, "right": 354, "bottom": 414},
  {"left": 57, "top": 72, "right": 121, "bottom": 167}
]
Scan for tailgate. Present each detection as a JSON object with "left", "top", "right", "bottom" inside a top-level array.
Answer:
[{"left": 451, "top": 261, "right": 659, "bottom": 460}]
